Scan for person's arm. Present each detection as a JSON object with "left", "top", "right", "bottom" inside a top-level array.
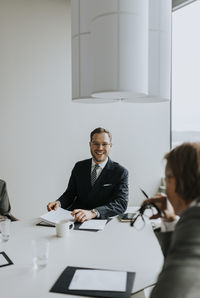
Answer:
[
  {"left": 141, "top": 194, "right": 178, "bottom": 256},
  {"left": 47, "top": 165, "right": 77, "bottom": 211},
  {"left": 95, "top": 168, "right": 129, "bottom": 219},
  {"left": 150, "top": 207, "right": 200, "bottom": 298},
  {"left": 71, "top": 209, "right": 97, "bottom": 222}
]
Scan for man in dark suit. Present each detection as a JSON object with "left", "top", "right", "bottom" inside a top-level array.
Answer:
[
  {"left": 141, "top": 143, "right": 200, "bottom": 298},
  {"left": 47, "top": 127, "right": 128, "bottom": 222}
]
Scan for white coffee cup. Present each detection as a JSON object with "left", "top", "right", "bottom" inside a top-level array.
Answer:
[{"left": 56, "top": 220, "right": 74, "bottom": 238}]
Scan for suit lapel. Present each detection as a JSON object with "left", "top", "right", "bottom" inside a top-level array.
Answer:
[
  {"left": 84, "top": 159, "right": 93, "bottom": 192},
  {"left": 88, "top": 158, "right": 113, "bottom": 197}
]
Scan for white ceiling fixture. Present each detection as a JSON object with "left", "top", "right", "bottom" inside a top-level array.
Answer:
[{"left": 71, "top": 0, "right": 172, "bottom": 103}]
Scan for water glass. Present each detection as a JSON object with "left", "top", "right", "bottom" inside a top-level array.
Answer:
[
  {"left": 0, "top": 217, "right": 11, "bottom": 241},
  {"left": 32, "top": 239, "right": 49, "bottom": 269}
]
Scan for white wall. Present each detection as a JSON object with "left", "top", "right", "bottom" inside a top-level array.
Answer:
[{"left": 0, "top": 0, "right": 170, "bottom": 219}]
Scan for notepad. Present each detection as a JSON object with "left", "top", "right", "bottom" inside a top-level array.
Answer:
[
  {"left": 69, "top": 269, "right": 127, "bottom": 291},
  {"left": 40, "top": 207, "right": 74, "bottom": 225},
  {"left": 79, "top": 219, "right": 107, "bottom": 230}
]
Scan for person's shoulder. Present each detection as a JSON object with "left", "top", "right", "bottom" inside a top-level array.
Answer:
[
  {"left": 109, "top": 159, "right": 128, "bottom": 174},
  {"left": 179, "top": 205, "right": 200, "bottom": 223},
  {"left": 175, "top": 205, "right": 200, "bottom": 239},
  {"left": 74, "top": 158, "right": 91, "bottom": 168}
]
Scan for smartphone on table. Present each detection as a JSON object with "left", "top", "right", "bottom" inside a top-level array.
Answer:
[{"left": 118, "top": 213, "right": 136, "bottom": 222}]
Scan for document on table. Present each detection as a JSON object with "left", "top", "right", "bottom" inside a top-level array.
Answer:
[
  {"left": 79, "top": 219, "right": 107, "bottom": 230},
  {"left": 40, "top": 207, "right": 74, "bottom": 225},
  {"left": 68, "top": 269, "right": 127, "bottom": 291}
]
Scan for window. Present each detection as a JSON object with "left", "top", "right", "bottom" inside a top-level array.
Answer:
[{"left": 172, "top": 1, "right": 200, "bottom": 147}]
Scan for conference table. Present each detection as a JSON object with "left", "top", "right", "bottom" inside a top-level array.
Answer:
[{"left": 0, "top": 210, "right": 164, "bottom": 298}]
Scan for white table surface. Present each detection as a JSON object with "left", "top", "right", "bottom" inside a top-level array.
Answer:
[{"left": 0, "top": 212, "right": 163, "bottom": 298}]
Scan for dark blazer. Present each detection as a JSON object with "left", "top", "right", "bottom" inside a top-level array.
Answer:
[
  {"left": 151, "top": 205, "right": 200, "bottom": 298},
  {"left": 58, "top": 158, "right": 128, "bottom": 219}
]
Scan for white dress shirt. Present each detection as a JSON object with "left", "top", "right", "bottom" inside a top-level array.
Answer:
[
  {"left": 91, "top": 158, "right": 108, "bottom": 179},
  {"left": 91, "top": 158, "right": 108, "bottom": 218}
]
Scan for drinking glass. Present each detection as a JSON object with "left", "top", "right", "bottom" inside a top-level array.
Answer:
[
  {"left": 32, "top": 239, "right": 49, "bottom": 269},
  {"left": 0, "top": 217, "right": 11, "bottom": 241}
]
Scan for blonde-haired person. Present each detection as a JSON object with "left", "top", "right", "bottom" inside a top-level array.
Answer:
[{"left": 143, "top": 143, "right": 200, "bottom": 298}]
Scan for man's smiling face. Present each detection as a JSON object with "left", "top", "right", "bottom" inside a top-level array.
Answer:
[{"left": 90, "top": 132, "right": 112, "bottom": 164}]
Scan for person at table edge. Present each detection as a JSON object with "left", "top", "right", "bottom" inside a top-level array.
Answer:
[
  {"left": 141, "top": 142, "right": 200, "bottom": 298},
  {"left": 47, "top": 127, "right": 128, "bottom": 222}
]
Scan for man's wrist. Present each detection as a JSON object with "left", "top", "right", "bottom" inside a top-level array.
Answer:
[
  {"left": 161, "top": 215, "right": 179, "bottom": 232},
  {"left": 56, "top": 201, "right": 61, "bottom": 207},
  {"left": 92, "top": 209, "right": 100, "bottom": 218}
]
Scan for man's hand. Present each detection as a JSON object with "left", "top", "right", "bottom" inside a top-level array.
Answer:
[
  {"left": 47, "top": 201, "right": 60, "bottom": 211},
  {"left": 71, "top": 209, "right": 96, "bottom": 223},
  {"left": 142, "top": 193, "right": 176, "bottom": 222}
]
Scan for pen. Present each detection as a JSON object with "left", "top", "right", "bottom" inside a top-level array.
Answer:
[{"left": 140, "top": 188, "right": 149, "bottom": 199}]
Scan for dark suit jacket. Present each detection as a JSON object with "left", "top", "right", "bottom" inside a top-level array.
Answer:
[
  {"left": 58, "top": 158, "right": 128, "bottom": 219},
  {"left": 151, "top": 205, "right": 200, "bottom": 298}
]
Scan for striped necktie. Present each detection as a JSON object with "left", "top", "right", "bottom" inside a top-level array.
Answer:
[{"left": 91, "top": 164, "right": 100, "bottom": 186}]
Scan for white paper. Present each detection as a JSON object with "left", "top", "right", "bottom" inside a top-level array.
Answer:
[
  {"left": 68, "top": 269, "right": 127, "bottom": 291},
  {"left": 79, "top": 219, "right": 107, "bottom": 230},
  {"left": 40, "top": 207, "right": 74, "bottom": 225},
  {"left": 0, "top": 254, "right": 9, "bottom": 266}
]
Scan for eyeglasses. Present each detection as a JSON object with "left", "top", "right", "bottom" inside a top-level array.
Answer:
[
  {"left": 130, "top": 202, "right": 161, "bottom": 228},
  {"left": 91, "top": 142, "right": 110, "bottom": 148},
  {"left": 130, "top": 188, "right": 161, "bottom": 228}
]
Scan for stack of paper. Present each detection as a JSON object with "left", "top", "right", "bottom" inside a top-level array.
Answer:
[
  {"left": 69, "top": 269, "right": 127, "bottom": 291},
  {"left": 79, "top": 219, "right": 107, "bottom": 231},
  {"left": 40, "top": 207, "right": 74, "bottom": 225}
]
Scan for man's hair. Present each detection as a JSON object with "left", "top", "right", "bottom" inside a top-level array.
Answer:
[
  {"left": 90, "top": 127, "right": 112, "bottom": 142},
  {"left": 165, "top": 142, "right": 200, "bottom": 203}
]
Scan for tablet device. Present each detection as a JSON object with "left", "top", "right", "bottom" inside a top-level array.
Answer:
[{"left": 118, "top": 213, "right": 136, "bottom": 222}]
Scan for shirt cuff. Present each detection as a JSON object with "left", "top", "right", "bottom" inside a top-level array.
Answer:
[
  {"left": 92, "top": 209, "right": 100, "bottom": 218},
  {"left": 57, "top": 201, "right": 61, "bottom": 207},
  {"left": 161, "top": 216, "right": 180, "bottom": 232}
]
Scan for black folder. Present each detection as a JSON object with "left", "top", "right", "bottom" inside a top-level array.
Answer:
[
  {"left": 37, "top": 218, "right": 112, "bottom": 232},
  {"left": 0, "top": 251, "right": 13, "bottom": 268},
  {"left": 50, "top": 266, "right": 135, "bottom": 298}
]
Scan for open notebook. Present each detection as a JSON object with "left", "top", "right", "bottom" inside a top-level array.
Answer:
[
  {"left": 39, "top": 208, "right": 110, "bottom": 231},
  {"left": 39, "top": 207, "right": 74, "bottom": 225}
]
